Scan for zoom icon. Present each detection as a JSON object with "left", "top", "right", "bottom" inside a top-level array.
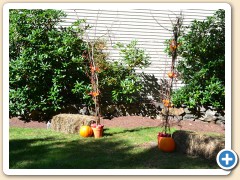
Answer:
[{"left": 217, "top": 149, "right": 238, "bottom": 170}]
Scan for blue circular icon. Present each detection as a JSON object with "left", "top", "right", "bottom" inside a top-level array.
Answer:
[{"left": 216, "top": 149, "right": 238, "bottom": 170}]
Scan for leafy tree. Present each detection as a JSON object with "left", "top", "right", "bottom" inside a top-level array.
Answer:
[
  {"left": 9, "top": 10, "right": 151, "bottom": 120},
  {"left": 9, "top": 9, "right": 91, "bottom": 119},
  {"left": 97, "top": 40, "right": 151, "bottom": 104},
  {"left": 171, "top": 9, "right": 225, "bottom": 110}
]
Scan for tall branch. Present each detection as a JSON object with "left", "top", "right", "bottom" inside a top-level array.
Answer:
[
  {"left": 152, "top": 10, "right": 184, "bottom": 134},
  {"left": 73, "top": 9, "right": 115, "bottom": 125},
  {"left": 150, "top": 10, "right": 172, "bottom": 32}
]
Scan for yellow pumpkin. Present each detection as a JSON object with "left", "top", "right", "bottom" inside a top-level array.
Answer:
[{"left": 79, "top": 125, "right": 93, "bottom": 137}]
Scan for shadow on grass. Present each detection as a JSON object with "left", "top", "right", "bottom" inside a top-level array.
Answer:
[
  {"left": 103, "top": 127, "right": 159, "bottom": 137},
  {"left": 9, "top": 135, "right": 219, "bottom": 169}
]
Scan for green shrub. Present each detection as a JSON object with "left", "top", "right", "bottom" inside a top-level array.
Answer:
[
  {"left": 9, "top": 9, "right": 91, "bottom": 119},
  {"left": 9, "top": 9, "right": 151, "bottom": 119},
  {"left": 98, "top": 40, "right": 151, "bottom": 104},
  {"left": 171, "top": 10, "right": 225, "bottom": 110}
]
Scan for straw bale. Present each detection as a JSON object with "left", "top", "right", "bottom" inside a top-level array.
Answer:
[
  {"left": 51, "top": 114, "right": 96, "bottom": 134},
  {"left": 161, "top": 107, "right": 185, "bottom": 116},
  {"left": 172, "top": 130, "right": 224, "bottom": 160}
]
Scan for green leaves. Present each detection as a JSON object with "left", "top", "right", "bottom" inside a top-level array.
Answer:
[
  {"left": 9, "top": 9, "right": 90, "bottom": 119},
  {"left": 110, "top": 75, "right": 142, "bottom": 103},
  {"left": 172, "top": 10, "right": 225, "bottom": 110},
  {"left": 114, "top": 40, "right": 151, "bottom": 70},
  {"left": 99, "top": 41, "right": 150, "bottom": 104},
  {"left": 9, "top": 9, "right": 150, "bottom": 119}
]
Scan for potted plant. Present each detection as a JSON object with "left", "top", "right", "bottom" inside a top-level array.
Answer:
[
  {"left": 73, "top": 14, "right": 105, "bottom": 138},
  {"left": 91, "top": 123, "right": 104, "bottom": 138},
  {"left": 156, "top": 13, "right": 183, "bottom": 152},
  {"left": 158, "top": 96, "right": 176, "bottom": 152},
  {"left": 86, "top": 42, "right": 104, "bottom": 138}
]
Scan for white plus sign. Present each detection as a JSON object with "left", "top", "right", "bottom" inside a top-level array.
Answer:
[{"left": 222, "top": 153, "right": 233, "bottom": 165}]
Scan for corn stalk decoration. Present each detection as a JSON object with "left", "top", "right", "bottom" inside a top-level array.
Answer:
[
  {"left": 74, "top": 10, "right": 105, "bottom": 125},
  {"left": 88, "top": 50, "right": 101, "bottom": 124},
  {"left": 152, "top": 12, "right": 184, "bottom": 134}
]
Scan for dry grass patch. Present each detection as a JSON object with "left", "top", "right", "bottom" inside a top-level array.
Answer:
[
  {"left": 51, "top": 114, "right": 97, "bottom": 134},
  {"left": 172, "top": 130, "right": 224, "bottom": 160}
]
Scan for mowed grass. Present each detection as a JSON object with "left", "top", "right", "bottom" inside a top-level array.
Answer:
[{"left": 9, "top": 127, "right": 219, "bottom": 169}]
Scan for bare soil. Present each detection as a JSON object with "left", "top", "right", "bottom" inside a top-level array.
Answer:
[{"left": 9, "top": 115, "right": 224, "bottom": 134}]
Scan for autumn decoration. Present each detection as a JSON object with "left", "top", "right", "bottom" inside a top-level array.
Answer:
[{"left": 156, "top": 13, "right": 184, "bottom": 152}]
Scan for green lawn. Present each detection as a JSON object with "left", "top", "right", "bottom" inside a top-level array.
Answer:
[{"left": 9, "top": 127, "right": 219, "bottom": 169}]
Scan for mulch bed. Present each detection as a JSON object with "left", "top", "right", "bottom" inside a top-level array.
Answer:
[{"left": 9, "top": 115, "right": 225, "bottom": 134}]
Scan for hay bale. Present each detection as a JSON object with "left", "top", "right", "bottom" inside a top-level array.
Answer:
[
  {"left": 51, "top": 114, "right": 97, "bottom": 134},
  {"left": 172, "top": 130, "right": 224, "bottom": 160},
  {"left": 162, "top": 107, "right": 185, "bottom": 116}
]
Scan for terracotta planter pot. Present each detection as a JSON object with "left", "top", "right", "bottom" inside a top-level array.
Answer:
[
  {"left": 157, "top": 133, "right": 176, "bottom": 152},
  {"left": 91, "top": 124, "right": 104, "bottom": 138}
]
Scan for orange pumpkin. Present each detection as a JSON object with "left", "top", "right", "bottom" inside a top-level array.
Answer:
[
  {"left": 167, "top": 72, "right": 177, "bottom": 78},
  {"left": 169, "top": 40, "right": 177, "bottom": 52},
  {"left": 88, "top": 91, "right": 99, "bottom": 97},
  {"left": 167, "top": 72, "right": 174, "bottom": 78},
  {"left": 162, "top": 99, "right": 174, "bottom": 107},
  {"left": 158, "top": 136, "right": 176, "bottom": 152},
  {"left": 80, "top": 125, "right": 93, "bottom": 137}
]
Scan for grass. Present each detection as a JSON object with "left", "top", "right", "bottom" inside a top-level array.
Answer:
[{"left": 9, "top": 127, "right": 219, "bottom": 169}]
